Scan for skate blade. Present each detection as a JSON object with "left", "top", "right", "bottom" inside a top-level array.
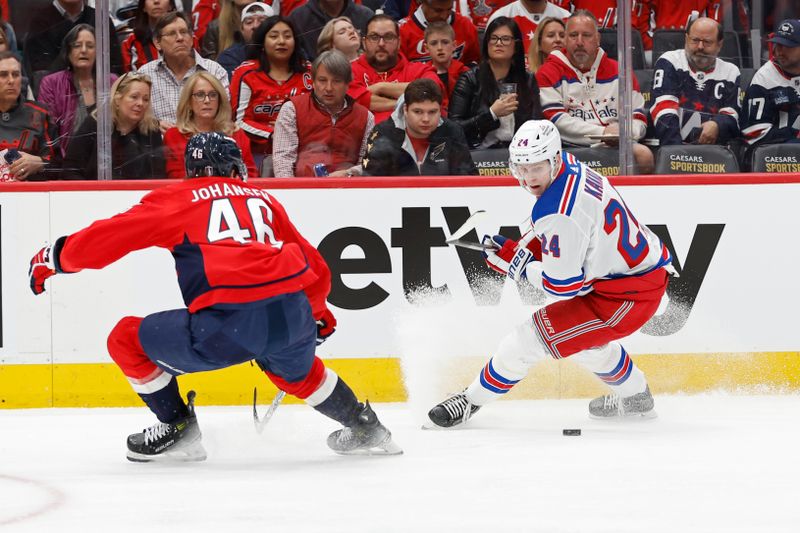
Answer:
[
  {"left": 589, "top": 410, "right": 658, "bottom": 421},
  {"left": 127, "top": 440, "right": 208, "bottom": 463},
  {"left": 333, "top": 436, "right": 404, "bottom": 456}
]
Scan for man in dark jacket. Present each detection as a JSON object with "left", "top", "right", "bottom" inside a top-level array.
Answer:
[
  {"left": 288, "top": 0, "right": 374, "bottom": 61},
  {"left": 23, "top": 0, "right": 123, "bottom": 87},
  {"left": 363, "top": 78, "right": 477, "bottom": 176}
]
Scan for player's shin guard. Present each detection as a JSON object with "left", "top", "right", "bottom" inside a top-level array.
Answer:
[
  {"left": 464, "top": 319, "right": 548, "bottom": 405},
  {"left": 107, "top": 316, "right": 188, "bottom": 423},
  {"left": 572, "top": 343, "right": 648, "bottom": 398}
]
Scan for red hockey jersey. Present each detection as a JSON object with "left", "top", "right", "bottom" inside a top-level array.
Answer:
[
  {"left": 57, "top": 177, "right": 331, "bottom": 316},
  {"left": 348, "top": 53, "right": 445, "bottom": 123},
  {"left": 230, "top": 61, "right": 313, "bottom": 154},
  {"left": 466, "top": 0, "right": 514, "bottom": 30},
  {"left": 399, "top": 7, "right": 481, "bottom": 65}
]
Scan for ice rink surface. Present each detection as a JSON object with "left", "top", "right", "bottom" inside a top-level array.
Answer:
[{"left": 1, "top": 393, "right": 799, "bottom": 533}]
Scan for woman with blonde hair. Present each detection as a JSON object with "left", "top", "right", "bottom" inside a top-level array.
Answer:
[
  {"left": 63, "top": 72, "right": 166, "bottom": 179},
  {"left": 163, "top": 71, "right": 257, "bottom": 178},
  {"left": 316, "top": 16, "right": 361, "bottom": 61},
  {"left": 527, "top": 17, "right": 565, "bottom": 73}
]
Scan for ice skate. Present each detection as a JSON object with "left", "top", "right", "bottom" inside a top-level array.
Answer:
[
  {"left": 327, "top": 401, "right": 402, "bottom": 456},
  {"left": 589, "top": 386, "right": 656, "bottom": 420},
  {"left": 127, "top": 390, "right": 207, "bottom": 462},
  {"left": 425, "top": 390, "right": 481, "bottom": 429}
]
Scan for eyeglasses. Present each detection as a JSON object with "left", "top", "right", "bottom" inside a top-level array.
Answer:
[
  {"left": 688, "top": 37, "right": 717, "bottom": 47},
  {"left": 489, "top": 35, "right": 516, "bottom": 46},
  {"left": 365, "top": 33, "right": 398, "bottom": 43},
  {"left": 160, "top": 28, "right": 191, "bottom": 40},
  {"left": 192, "top": 91, "right": 220, "bottom": 102}
]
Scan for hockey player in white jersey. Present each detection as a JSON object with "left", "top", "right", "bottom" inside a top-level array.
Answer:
[{"left": 428, "top": 120, "right": 673, "bottom": 427}]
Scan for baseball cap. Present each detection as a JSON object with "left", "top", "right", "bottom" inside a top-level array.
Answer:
[
  {"left": 241, "top": 2, "right": 274, "bottom": 22},
  {"left": 769, "top": 19, "right": 800, "bottom": 47}
]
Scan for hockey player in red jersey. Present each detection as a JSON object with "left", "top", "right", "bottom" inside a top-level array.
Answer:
[
  {"left": 28, "top": 132, "right": 401, "bottom": 462},
  {"left": 427, "top": 120, "right": 673, "bottom": 428}
]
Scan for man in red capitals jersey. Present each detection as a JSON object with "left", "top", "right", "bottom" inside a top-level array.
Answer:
[
  {"left": 28, "top": 132, "right": 401, "bottom": 462},
  {"left": 487, "top": 0, "right": 570, "bottom": 53},
  {"left": 427, "top": 120, "right": 672, "bottom": 428},
  {"left": 398, "top": 0, "right": 480, "bottom": 65},
  {"left": 349, "top": 14, "right": 445, "bottom": 123},
  {"left": 230, "top": 17, "right": 312, "bottom": 173}
]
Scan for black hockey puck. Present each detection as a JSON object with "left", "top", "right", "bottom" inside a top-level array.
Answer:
[{"left": 562, "top": 429, "right": 581, "bottom": 436}]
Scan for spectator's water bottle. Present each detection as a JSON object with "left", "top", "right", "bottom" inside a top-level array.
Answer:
[{"left": 313, "top": 163, "right": 329, "bottom": 177}]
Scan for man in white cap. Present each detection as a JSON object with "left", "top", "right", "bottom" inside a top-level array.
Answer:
[{"left": 217, "top": 2, "right": 275, "bottom": 78}]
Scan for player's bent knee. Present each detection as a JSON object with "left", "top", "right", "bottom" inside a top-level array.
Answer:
[
  {"left": 265, "top": 356, "right": 328, "bottom": 400},
  {"left": 492, "top": 319, "right": 550, "bottom": 375},
  {"left": 106, "top": 316, "right": 157, "bottom": 378}
]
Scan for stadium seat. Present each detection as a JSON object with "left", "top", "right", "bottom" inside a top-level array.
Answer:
[
  {"left": 652, "top": 30, "right": 685, "bottom": 64},
  {"left": 569, "top": 146, "right": 621, "bottom": 176},
  {"left": 470, "top": 147, "right": 510, "bottom": 176},
  {"left": 654, "top": 145, "right": 740, "bottom": 174},
  {"left": 634, "top": 69, "right": 654, "bottom": 108},
  {"left": 600, "top": 28, "right": 645, "bottom": 70},
  {"left": 739, "top": 67, "right": 757, "bottom": 92},
  {"left": 750, "top": 144, "right": 800, "bottom": 173},
  {"left": 720, "top": 31, "right": 744, "bottom": 68}
]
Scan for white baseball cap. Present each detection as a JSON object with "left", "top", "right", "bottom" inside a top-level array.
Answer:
[{"left": 241, "top": 2, "right": 274, "bottom": 22}]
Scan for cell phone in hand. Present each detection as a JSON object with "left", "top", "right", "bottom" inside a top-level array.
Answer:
[{"left": 4, "top": 148, "right": 21, "bottom": 164}]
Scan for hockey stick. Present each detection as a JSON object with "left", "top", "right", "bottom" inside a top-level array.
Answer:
[
  {"left": 447, "top": 238, "right": 496, "bottom": 251},
  {"left": 253, "top": 388, "right": 286, "bottom": 434},
  {"left": 446, "top": 210, "right": 488, "bottom": 242}
]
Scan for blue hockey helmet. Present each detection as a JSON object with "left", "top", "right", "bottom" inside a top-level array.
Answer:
[{"left": 185, "top": 132, "right": 248, "bottom": 181}]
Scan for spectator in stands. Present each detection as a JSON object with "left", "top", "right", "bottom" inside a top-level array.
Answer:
[
  {"left": 203, "top": 0, "right": 261, "bottom": 59},
  {"left": 62, "top": 72, "right": 166, "bottom": 180},
  {"left": 527, "top": 16, "right": 564, "bottom": 72},
  {"left": 38, "top": 25, "right": 119, "bottom": 159},
  {"left": 450, "top": 16, "right": 542, "bottom": 149},
  {"left": 651, "top": 17, "right": 740, "bottom": 147},
  {"left": 383, "top": 0, "right": 413, "bottom": 21},
  {"left": 742, "top": 19, "right": 800, "bottom": 147},
  {"left": 230, "top": 16, "right": 312, "bottom": 174},
  {"left": 0, "top": 52, "right": 56, "bottom": 181},
  {"left": 288, "top": 0, "right": 374, "bottom": 61},
  {"left": 217, "top": 2, "right": 274, "bottom": 77},
  {"left": 0, "top": 4, "right": 17, "bottom": 53},
  {"left": 487, "top": 0, "right": 570, "bottom": 53},
  {"left": 349, "top": 14, "right": 445, "bottom": 124},
  {"left": 191, "top": 0, "right": 222, "bottom": 48},
  {"left": 363, "top": 78, "right": 477, "bottom": 175},
  {"left": 121, "top": 0, "right": 179, "bottom": 73},
  {"left": 537, "top": 10, "right": 654, "bottom": 173},
  {"left": 424, "top": 22, "right": 468, "bottom": 102},
  {"left": 163, "top": 72, "right": 258, "bottom": 179},
  {"left": 273, "top": 50, "right": 373, "bottom": 177},
  {"left": 398, "top": 0, "right": 480, "bottom": 66},
  {"left": 139, "top": 11, "right": 230, "bottom": 130},
  {"left": 0, "top": 25, "right": 7, "bottom": 53},
  {"left": 317, "top": 16, "right": 362, "bottom": 61},
  {"left": 24, "top": 0, "right": 123, "bottom": 89}
]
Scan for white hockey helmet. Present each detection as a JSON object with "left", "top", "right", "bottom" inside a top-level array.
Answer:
[{"left": 509, "top": 120, "right": 562, "bottom": 194}]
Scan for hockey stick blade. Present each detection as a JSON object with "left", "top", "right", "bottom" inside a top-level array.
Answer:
[
  {"left": 253, "top": 388, "right": 286, "bottom": 434},
  {"left": 446, "top": 238, "right": 496, "bottom": 251},
  {"left": 447, "top": 210, "right": 488, "bottom": 242}
]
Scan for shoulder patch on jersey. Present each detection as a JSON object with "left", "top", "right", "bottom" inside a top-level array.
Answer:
[{"left": 531, "top": 153, "right": 581, "bottom": 222}]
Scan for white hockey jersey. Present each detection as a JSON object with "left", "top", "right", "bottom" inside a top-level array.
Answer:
[
  {"left": 536, "top": 49, "right": 648, "bottom": 146},
  {"left": 530, "top": 151, "right": 672, "bottom": 299}
]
